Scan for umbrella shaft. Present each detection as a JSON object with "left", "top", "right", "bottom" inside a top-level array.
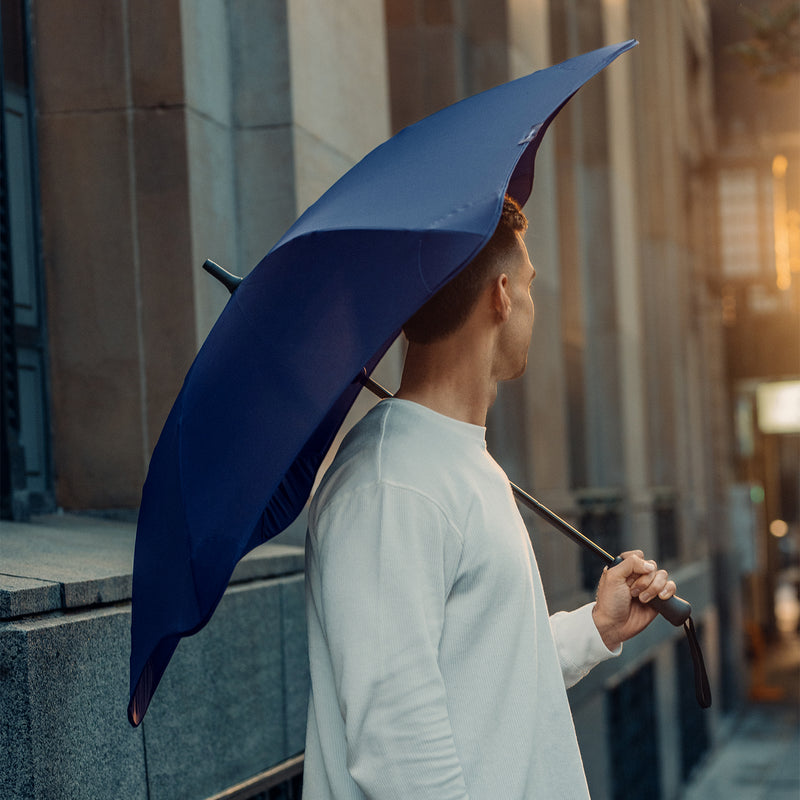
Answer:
[{"left": 508, "top": 483, "right": 614, "bottom": 564}]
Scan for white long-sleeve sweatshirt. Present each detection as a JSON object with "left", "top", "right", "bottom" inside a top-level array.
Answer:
[{"left": 303, "top": 398, "right": 619, "bottom": 798}]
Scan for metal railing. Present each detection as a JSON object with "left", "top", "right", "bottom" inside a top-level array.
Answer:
[{"left": 205, "top": 754, "right": 303, "bottom": 800}]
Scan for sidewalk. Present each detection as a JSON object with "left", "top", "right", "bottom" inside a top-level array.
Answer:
[{"left": 679, "top": 634, "right": 800, "bottom": 800}]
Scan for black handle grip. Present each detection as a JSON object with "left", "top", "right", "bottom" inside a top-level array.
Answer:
[
  {"left": 610, "top": 555, "right": 692, "bottom": 626},
  {"left": 647, "top": 593, "right": 692, "bottom": 626}
]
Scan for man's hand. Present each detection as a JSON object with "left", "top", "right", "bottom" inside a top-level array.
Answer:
[{"left": 591, "top": 550, "right": 677, "bottom": 651}]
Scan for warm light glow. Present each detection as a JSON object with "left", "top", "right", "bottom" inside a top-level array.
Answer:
[
  {"left": 770, "top": 519, "right": 789, "bottom": 538},
  {"left": 772, "top": 154, "right": 788, "bottom": 179},
  {"left": 772, "top": 154, "right": 792, "bottom": 290},
  {"left": 757, "top": 380, "right": 800, "bottom": 434}
]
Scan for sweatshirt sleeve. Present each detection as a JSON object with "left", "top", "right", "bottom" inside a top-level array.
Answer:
[
  {"left": 549, "top": 603, "right": 622, "bottom": 689},
  {"left": 309, "top": 481, "right": 470, "bottom": 799}
]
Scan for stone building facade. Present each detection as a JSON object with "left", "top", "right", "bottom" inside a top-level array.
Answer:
[{"left": 2, "top": 1, "right": 740, "bottom": 798}]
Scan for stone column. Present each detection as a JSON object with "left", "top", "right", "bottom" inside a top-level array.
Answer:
[
  {"left": 507, "top": 1, "right": 572, "bottom": 499},
  {"left": 565, "top": 0, "right": 627, "bottom": 492},
  {"left": 601, "top": 0, "right": 656, "bottom": 554},
  {"left": 505, "top": 1, "right": 585, "bottom": 603},
  {"left": 34, "top": 0, "right": 196, "bottom": 507}
]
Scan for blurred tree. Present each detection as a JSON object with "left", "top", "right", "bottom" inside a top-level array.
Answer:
[{"left": 728, "top": 1, "right": 800, "bottom": 85}]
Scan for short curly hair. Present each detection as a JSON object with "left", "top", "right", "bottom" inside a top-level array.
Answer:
[{"left": 402, "top": 196, "right": 528, "bottom": 344}]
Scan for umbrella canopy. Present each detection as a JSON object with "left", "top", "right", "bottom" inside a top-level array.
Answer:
[{"left": 129, "top": 39, "right": 638, "bottom": 726}]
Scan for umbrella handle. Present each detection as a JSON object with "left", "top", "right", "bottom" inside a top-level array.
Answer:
[
  {"left": 510, "top": 482, "right": 691, "bottom": 627},
  {"left": 203, "top": 259, "right": 243, "bottom": 294}
]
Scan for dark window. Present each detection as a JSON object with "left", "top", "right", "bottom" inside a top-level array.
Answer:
[
  {"left": 607, "top": 661, "right": 661, "bottom": 800},
  {"left": 654, "top": 492, "right": 680, "bottom": 564},
  {"left": 579, "top": 495, "right": 622, "bottom": 591},
  {"left": 1, "top": 0, "right": 53, "bottom": 519}
]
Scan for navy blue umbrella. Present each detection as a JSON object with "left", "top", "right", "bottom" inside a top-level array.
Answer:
[{"left": 128, "top": 40, "right": 643, "bottom": 726}]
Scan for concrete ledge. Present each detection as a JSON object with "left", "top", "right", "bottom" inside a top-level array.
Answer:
[{"left": 0, "top": 513, "right": 305, "bottom": 620}]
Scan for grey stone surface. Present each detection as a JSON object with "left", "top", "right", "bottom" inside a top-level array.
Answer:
[
  {"left": 143, "top": 579, "right": 289, "bottom": 800},
  {"left": 0, "top": 515, "right": 304, "bottom": 620},
  {"left": 0, "top": 574, "right": 60, "bottom": 619},
  {"left": 0, "top": 606, "right": 148, "bottom": 800},
  {"left": 229, "top": 0, "right": 292, "bottom": 128},
  {"left": 292, "top": 124, "right": 359, "bottom": 216},
  {"left": 184, "top": 106, "right": 237, "bottom": 342},
  {"left": 288, "top": 0, "right": 390, "bottom": 166},
  {"left": 233, "top": 542, "right": 306, "bottom": 582},
  {"left": 1, "top": 513, "right": 307, "bottom": 800},
  {"left": 281, "top": 575, "right": 309, "bottom": 755},
  {"left": 0, "top": 516, "right": 135, "bottom": 618},
  {"left": 233, "top": 124, "right": 297, "bottom": 269},
  {"left": 181, "top": 0, "right": 231, "bottom": 127}
]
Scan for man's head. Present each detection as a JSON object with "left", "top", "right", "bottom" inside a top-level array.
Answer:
[{"left": 403, "top": 196, "right": 529, "bottom": 345}]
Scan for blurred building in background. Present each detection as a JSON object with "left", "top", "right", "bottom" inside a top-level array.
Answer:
[
  {"left": 1, "top": 1, "right": 797, "bottom": 798},
  {"left": 709, "top": 0, "right": 800, "bottom": 706}
]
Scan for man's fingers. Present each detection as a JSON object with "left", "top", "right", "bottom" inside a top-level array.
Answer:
[
  {"left": 610, "top": 552, "right": 656, "bottom": 579},
  {"left": 618, "top": 550, "right": 644, "bottom": 560},
  {"left": 633, "top": 570, "right": 672, "bottom": 602}
]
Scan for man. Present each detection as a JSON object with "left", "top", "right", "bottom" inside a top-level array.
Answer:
[{"left": 303, "top": 196, "right": 676, "bottom": 798}]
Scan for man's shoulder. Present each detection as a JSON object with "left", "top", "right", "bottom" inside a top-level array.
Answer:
[
  {"left": 312, "top": 401, "right": 450, "bottom": 513},
  {"left": 311, "top": 401, "right": 417, "bottom": 509},
  {"left": 309, "top": 399, "right": 494, "bottom": 529}
]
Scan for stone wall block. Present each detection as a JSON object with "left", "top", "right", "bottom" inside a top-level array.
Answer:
[
  {"left": 423, "top": 0, "right": 455, "bottom": 26},
  {"left": 143, "top": 580, "right": 286, "bottom": 800},
  {"left": 180, "top": 0, "right": 232, "bottom": 126},
  {"left": 463, "top": 0, "right": 506, "bottom": 44},
  {"left": 233, "top": 125, "right": 296, "bottom": 269},
  {"left": 288, "top": 0, "right": 390, "bottom": 165},
  {"left": 0, "top": 575, "right": 60, "bottom": 619},
  {"left": 419, "top": 26, "right": 463, "bottom": 114},
  {"left": 31, "top": 0, "right": 127, "bottom": 113},
  {"left": 37, "top": 111, "right": 144, "bottom": 507},
  {"left": 0, "top": 608, "right": 148, "bottom": 800},
  {"left": 229, "top": 0, "right": 292, "bottom": 128},
  {"left": 384, "top": 0, "right": 416, "bottom": 27},
  {"left": 292, "top": 126, "right": 358, "bottom": 217},
  {"left": 129, "top": 0, "right": 185, "bottom": 107},
  {"left": 0, "top": 518, "right": 135, "bottom": 616},
  {"left": 0, "top": 628, "right": 32, "bottom": 799},
  {"left": 386, "top": 26, "right": 426, "bottom": 131},
  {"left": 280, "top": 575, "right": 308, "bottom": 755},
  {"left": 133, "top": 107, "right": 197, "bottom": 451},
  {"left": 185, "top": 110, "right": 237, "bottom": 342},
  {"left": 466, "top": 40, "right": 508, "bottom": 95}
]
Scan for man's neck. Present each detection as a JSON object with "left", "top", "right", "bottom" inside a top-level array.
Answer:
[{"left": 394, "top": 336, "right": 498, "bottom": 426}]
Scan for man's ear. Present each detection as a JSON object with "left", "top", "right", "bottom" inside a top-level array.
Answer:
[{"left": 491, "top": 274, "right": 512, "bottom": 321}]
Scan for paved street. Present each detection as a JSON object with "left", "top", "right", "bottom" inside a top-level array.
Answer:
[{"left": 680, "top": 635, "right": 800, "bottom": 800}]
